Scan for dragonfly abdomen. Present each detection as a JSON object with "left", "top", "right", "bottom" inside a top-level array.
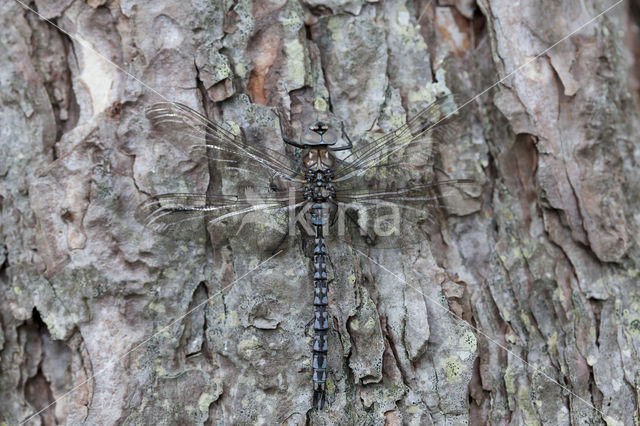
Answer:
[{"left": 312, "top": 204, "right": 329, "bottom": 409}]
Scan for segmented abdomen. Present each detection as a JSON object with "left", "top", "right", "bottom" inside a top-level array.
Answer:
[{"left": 312, "top": 204, "right": 329, "bottom": 410}]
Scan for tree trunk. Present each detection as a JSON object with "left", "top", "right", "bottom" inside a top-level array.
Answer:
[{"left": 1, "top": 0, "right": 639, "bottom": 424}]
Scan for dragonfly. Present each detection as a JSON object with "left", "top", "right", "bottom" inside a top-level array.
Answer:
[{"left": 136, "top": 94, "right": 467, "bottom": 410}]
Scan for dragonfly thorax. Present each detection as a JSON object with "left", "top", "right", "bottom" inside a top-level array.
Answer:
[
  {"left": 303, "top": 177, "right": 336, "bottom": 201},
  {"left": 303, "top": 159, "right": 336, "bottom": 202},
  {"left": 303, "top": 149, "right": 335, "bottom": 170},
  {"left": 302, "top": 150, "right": 336, "bottom": 202}
]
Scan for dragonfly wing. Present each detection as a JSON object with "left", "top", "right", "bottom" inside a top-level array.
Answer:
[
  {"left": 331, "top": 180, "right": 476, "bottom": 248},
  {"left": 327, "top": 93, "right": 474, "bottom": 248},
  {"left": 334, "top": 93, "right": 461, "bottom": 185},
  {"left": 146, "top": 102, "right": 301, "bottom": 181},
  {"left": 136, "top": 190, "right": 306, "bottom": 253}
]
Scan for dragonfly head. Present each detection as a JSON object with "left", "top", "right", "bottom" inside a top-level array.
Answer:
[{"left": 303, "top": 121, "right": 337, "bottom": 147}]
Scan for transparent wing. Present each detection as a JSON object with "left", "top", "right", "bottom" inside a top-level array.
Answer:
[
  {"left": 136, "top": 189, "right": 307, "bottom": 253},
  {"left": 325, "top": 93, "right": 471, "bottom": 248},
  {"left": 328, "top": 179, "right": 476, "bottom": 248},
  {"left": 146, "top": 102, "right": 302, "bottom": 181},
  {"left": 334, "top": 94, "right": 460, "bottom": 184}
]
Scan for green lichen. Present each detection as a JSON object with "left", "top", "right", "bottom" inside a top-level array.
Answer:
[
  {"left": 42, "top": 313, "right": 64, "bottom": 340},
  {"left": 285, "top": 39, "right": 305, "bottom": 88},
  {"left": 198, "top": 392, "right": 215, "bottom": 412},
  {"left": 279, "top": 6, "right": 303, "bottom": 29},
  {"left": 225, "top": 121, "right": 241, "bottom": 137},
  {"left": 237, "top": 337, "right": 260, "bottom": 357},
  {"left": 314, "top": 97, "right": 328, "bottom": 112},
  {"left": 281, "top": 15, "right": 301, "bottom": 27},
  {"left": 154, "top": 365, "right": 166, "bottom": 376},
  {"left": 504, "top": 365, "right": 516, "bottom": 394},
  {"left": 518, "top": 242, "right": 534, "bottom": 259},
  {"left": 149, "top": 302, "right": 165, "bottom": 314},
  {"left": 458, "top": 330, "right": 477, "bottom": 353},
  {"left": 406, "top": 405, "right": 422, "bottom": 414},
  {"left": 503, "top": 361, "right": 538, "bottom": 422},
  {"left": 512, "top": 246, "right": 524, "bottom": 259},
  {"left": 228, "top": 310, "right": 239, "bottom": 326},
  {"left": 553, "top": 287, "right": 566, "bottom": 302},
  {"left": 234, "top": 62, "right": 246, "bottom": 78},
  {"left": 325, "top": 377, "right": 335, "bottom": 394},
  {"left": 520, "top": 313, "right": 536, "bottom": 334},
  {"left": 517, "top": 388, "right": 539, "bottom": 426},
  {"left": 363, "top": 317, "right": 376, "bottom": 332},
  {"left": 315, "top": 83, "right": 330, "bottom": 103},
  {"left": 628, "top": 318, "right": 640, "bottom": 335},
  {"left": 440, "top": 356, "right": 464, "bottom": 382},
  {"left": 386, "top": 111, "right": 406, "bottom": 131},
  {"left": 350, "top": 318, "right": 360, "bottom": 331},
  {"left": 212, "top": 63, "right": 232, "bottom": 83},
  {"left": 327, "top": 17, "right": 344, "bottom": 42},
  {"left": 604, "top": 416, "right": 623, "bottom": 426},
  {"left": 407, "top": 86, "right": 436, "bottom": 105},
  {"left": 502, "top": 308, "right": 511, "bottom": 322},
  {"left": 547, "top": 331, "right": 558, "bottom": 356}
]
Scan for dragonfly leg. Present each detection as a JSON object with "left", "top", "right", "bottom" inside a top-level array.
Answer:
[
  {"left": 330, "top": 121, "right": 354, "bottom": 152},
  {"left": 344, "top": 207, "right": 376, "bottom": 245},
  {"left": 270, "top": 227, "right": 291, "bottom": 254},
  {"left": 274, "top": 110, "right": 305, "bottom": 149}
]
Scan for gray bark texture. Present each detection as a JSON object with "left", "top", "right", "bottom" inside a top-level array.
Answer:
[{"left": 1, "top": 0, "right": 639, "bottom": 424}]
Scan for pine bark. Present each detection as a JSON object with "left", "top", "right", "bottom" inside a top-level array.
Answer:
[{"left": 1, "top": 0, "right": 639, "bottom": 424}]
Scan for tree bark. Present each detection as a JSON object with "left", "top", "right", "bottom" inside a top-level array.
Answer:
[{"left": 1, "top": 0, "right": 639, "bottom": 424}]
